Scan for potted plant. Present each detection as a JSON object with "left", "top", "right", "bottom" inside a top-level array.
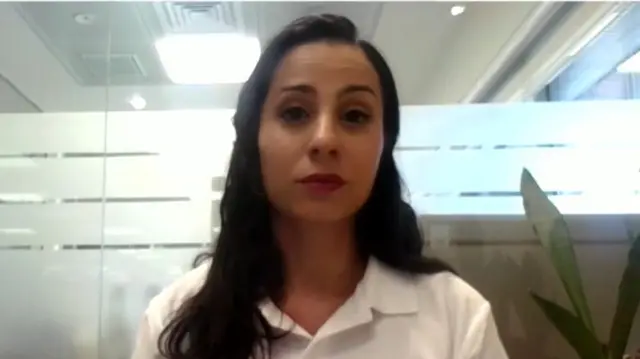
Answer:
[{"left": 520, "top": 168, "right": 640, "bottom": 359}]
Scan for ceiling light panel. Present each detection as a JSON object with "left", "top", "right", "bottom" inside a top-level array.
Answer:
[{"left": 155, "top": 33, "right": 260, "bottom": 84}]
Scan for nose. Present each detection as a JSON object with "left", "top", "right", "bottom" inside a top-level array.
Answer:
[{"left": 308, "top": 110, "right": 339, "bottom": 159}]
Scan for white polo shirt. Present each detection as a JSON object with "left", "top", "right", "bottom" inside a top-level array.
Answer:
[{"left": 132, "top": 258, "right": 509, "bottom": 359}]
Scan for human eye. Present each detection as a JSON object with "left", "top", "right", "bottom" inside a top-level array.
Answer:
[
  {"left": 342, "top": 108, "right": 371, "bottom": 125},
  {"left": 279, "top": 105, "right": 310, "bottom": 124}
]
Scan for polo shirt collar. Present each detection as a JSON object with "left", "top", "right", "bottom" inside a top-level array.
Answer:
[{"left": 258, "top": 256, "right": 418, "bottom": 338}]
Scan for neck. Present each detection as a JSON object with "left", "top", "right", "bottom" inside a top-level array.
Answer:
[{"left": 272, "top": 215, "right": 365, "bottom": 299}]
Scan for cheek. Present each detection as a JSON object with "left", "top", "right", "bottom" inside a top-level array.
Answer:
[
  {"left": 258, "top": 122, "right": 292, "bottom": 193},
  {"left": 348, "top": 131, "right": 385, "bottom": 195}
]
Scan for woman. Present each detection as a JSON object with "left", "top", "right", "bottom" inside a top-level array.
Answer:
[{"left": 132, "top": 14, "right": 508, "bottom": 359}]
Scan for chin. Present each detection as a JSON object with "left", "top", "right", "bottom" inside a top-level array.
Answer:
[{"left": 291, "top": 203, "right": 359, "bottom": 223}]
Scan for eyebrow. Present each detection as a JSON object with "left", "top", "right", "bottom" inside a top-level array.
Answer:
[{"left": 280, "top": 84, "right": 377, "bottom": 97}]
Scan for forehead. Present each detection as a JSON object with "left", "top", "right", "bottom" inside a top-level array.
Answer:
[{"left": 270, "top": 42, "right": 380, "bottom": 91}]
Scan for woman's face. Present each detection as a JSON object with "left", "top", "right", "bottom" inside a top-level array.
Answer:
[{"left": 259, "top": 42, "right": 384, "bottom": 222}]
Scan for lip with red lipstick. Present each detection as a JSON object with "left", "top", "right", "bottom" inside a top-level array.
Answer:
[{"left": 296, "top": 173, "right": 345, "bottom": 195}]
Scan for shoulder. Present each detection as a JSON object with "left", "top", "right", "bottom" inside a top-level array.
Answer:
[
  {"left": 370, "top": 259, "right": 491, "bottom": 325},
  {"left": 412, "top": 270, "right": 492, "bottom": 326},
  {"left": 131, "top": 263, "right": 211, "bottom": 359},
  {"left": 144, "top": 261, "right": 211, "bottom": 333},
  {"left": 415, "top": 270, "right": 490, "bottom": 312},
  {"left": 408, "top": 271, "right": 508, "bottom": 359},
  {"left": 411, "top": 271, "right": 500, "bottom": 354}
]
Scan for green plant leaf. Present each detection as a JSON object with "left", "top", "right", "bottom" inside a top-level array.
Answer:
[
  {"left": 608, "top": 235, "right": 640, "bottom": 359},
  {"left": 520, "top": 168, "right": 595, "bottom": 332},
  {"left": 531, "top": 292, "right": 606, "bottom": 359}
]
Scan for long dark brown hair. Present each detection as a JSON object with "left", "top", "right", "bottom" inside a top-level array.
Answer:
[{"left": 158, "top": 14, "right": 453, "bottom": 359}]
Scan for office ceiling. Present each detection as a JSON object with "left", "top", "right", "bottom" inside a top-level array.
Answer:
[{"left": 0, "top": 1, "right": 556, "bottom": 112}]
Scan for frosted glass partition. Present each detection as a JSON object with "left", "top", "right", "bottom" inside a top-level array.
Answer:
[
  {"left": 0, "top": 112, "right": 107, "bottom": 359},
  {"left": 1, "top": 100, "right": 639, "bottom": 358},
  {"left": 398, "top": 100, "right": 640, "bottom": 216}
]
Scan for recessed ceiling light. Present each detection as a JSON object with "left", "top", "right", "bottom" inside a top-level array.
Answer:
[
  {"left": 128, "top": 93, "right": 147, "bottom": 110},
  {"left": 450, "top": 5, "right": 466, "bottom": 16},
  {"left": 155, "top": 33, "right": 261, "bottom": 85},
  {"left": 617, "top": 51, "right": 640, "bottom": 73}
]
